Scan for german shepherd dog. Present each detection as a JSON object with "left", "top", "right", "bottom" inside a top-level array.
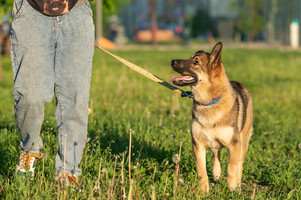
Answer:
[{"left": 171, "top": 42, "right": 253, "bottom": 193}]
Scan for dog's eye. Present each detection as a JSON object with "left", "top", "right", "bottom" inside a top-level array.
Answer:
[{"left": 193, "top": 60, "right": 199, "bottom": 65}]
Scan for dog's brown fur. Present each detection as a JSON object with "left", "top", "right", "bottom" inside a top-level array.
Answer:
[{"left": 171, "top": 42, "right": 253, "bottom": 193}]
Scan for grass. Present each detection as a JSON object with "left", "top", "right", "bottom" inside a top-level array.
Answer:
[{"left": 0, "top": 45, "right": 301, "bottom": 199}]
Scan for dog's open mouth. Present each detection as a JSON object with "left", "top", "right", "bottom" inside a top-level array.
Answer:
[{"left": 171, "top": 75, "right": 197, "bottom": 86}]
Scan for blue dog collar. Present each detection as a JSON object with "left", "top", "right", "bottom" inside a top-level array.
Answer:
[{"left": 203, "top": 97, "right": 222, "bottom": 106}]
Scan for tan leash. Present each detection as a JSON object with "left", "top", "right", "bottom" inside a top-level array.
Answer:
[{"left": 95, "top": 43, "right": 192, "bottom": 98}]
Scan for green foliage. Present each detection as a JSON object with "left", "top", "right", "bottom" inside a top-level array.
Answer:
[
  {"left": 0, "top": 47, "right": 301, "bottom": 199},
  {"left": 233, "top": 0, "right": 265, "bottom": 41},
  {"left": 103, "top": 0, "right": 130, "bottom": 14},
  {"left": 89, "top": 0, "right": 131, "bottom": 37},
  {"left": 0, "top": 0, "right": 13, "bottom": 14},
  {"left": 0, "top": 0, "right": 13, "bottom": 8},
  {"left": 191, "top": 10, "right": 218, "bottom": 38}
]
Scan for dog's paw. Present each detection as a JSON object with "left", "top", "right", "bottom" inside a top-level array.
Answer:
[
  {"left": 228, "top": 183, "right": 241, "bottom": 192},
  {"left": 199, "top": 179, "right": 210, "bottom": 193}
]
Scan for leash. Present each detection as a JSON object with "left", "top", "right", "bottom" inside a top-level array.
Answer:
[{"left": 95, "top": 43, "right": 193, "bottom": 98}]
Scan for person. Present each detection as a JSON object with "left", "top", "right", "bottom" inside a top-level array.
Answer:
[{"left": 10, "top": 0, "right": 95, "bottom": 188}]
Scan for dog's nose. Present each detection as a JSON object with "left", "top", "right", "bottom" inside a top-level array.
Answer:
[{"left": 171, "top": 59, "right": 178, "bottom": 66}]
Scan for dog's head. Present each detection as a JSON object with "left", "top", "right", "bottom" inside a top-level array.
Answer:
[
  {"left": 43, "top": 0, "right": 69, "bottom": 15},
  {"left": 171, "top": 42, "right": 223, "bottom": 87}
]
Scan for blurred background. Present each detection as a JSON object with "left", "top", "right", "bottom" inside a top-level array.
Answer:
[{"left": 0, "top": 0, "right": 301, "bottom": 52}]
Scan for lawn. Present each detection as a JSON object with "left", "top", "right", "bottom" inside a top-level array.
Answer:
[{"left": 0, "top": 45, "right": 300, "bottom": 199}]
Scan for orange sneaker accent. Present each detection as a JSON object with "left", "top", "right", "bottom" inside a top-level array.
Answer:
[
  {"left": 15, "top": 151, "right": 41, "bottom": 177},
  {"left": 57, "top": 173, "right": 82, "bottom": 192}
]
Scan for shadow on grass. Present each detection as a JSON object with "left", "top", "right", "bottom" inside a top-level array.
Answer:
[
  {"left": 0, "top": 146, "right": 18, "bottom": 179},
  {"left": 0, "top": 123, "right": 20, "bottom": 178},
  {"left": 89, "top": 127, "right": 175, "bottom": 164}
]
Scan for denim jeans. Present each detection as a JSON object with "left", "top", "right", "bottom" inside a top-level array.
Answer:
[{"left": 10, "top": 0, "right": 94, "bottom": 176}]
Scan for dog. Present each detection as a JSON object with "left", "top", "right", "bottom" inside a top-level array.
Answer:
[{"left": 171, "top": 42, "right": 253, "bottom": 193}]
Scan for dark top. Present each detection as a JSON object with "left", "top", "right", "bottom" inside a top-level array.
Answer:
[{"left": 27, "top": 0, "right": 84, "bottom": 16}]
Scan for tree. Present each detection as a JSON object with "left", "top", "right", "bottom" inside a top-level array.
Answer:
[
  {"left": 191, "top": 10, "right": 218, "bottom": 38},
  {"left": 0, "top": 0, "right": 13, "bottom": 11},
  {"left": 0, "top": 0, "right": 12, "bottom": 80},
  {"left": 148, "top": 0, "right": 158, "bottom": 45},
  {"left": 91, "top": 0, "right": 130, "bottom": 43},
  {"left": 0, "top": 36, "right": 2, "bottom": 80},
  {"left": 234, "top": 0, "right": 264, "bottom": 41},
  {"left": 95, "top": 0, "right": 103, "bottom": 42}
]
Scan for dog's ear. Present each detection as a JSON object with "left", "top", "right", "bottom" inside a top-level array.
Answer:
[{"left": 209, "top": 42, "right": 223, "bottom": 69}]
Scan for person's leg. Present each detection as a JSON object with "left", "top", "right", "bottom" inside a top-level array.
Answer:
[
  {"left": 10, "top": 0, "right": 56, "bottom": 154},
  {"left": 54, "top": 2, "right": 94, "bottom": 177}
]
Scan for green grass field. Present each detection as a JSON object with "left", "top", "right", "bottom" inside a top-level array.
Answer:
[{"left": 0, "top": 45, "right": 301, "bottom": 199}]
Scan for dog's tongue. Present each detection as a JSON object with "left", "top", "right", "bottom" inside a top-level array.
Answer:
[{"left": 171, "top": 76, "right": 193, "bottom": 82}]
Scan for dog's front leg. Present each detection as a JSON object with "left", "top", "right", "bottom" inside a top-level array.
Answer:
[
  {"left": 212, "top": 148, "right": 221, "bottom": 183},
  {"left": 227, "top": 139, "right": 241, "bottom": 191},
  {"left": 193, "top": 141, "right": 209, "bottom": 193}
]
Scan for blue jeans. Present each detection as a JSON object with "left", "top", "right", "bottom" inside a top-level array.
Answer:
[{"left": 10, "top": 0, "right": 94, "bottom": 176}]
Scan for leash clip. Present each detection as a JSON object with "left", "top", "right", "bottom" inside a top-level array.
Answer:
[{"left": 181, "top": 91, "right": 193, "bottom": 98}]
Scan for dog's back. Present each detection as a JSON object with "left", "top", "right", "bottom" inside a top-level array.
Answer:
[{"left": 230, "top": 81, "right": 253, "bottom": 137}]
